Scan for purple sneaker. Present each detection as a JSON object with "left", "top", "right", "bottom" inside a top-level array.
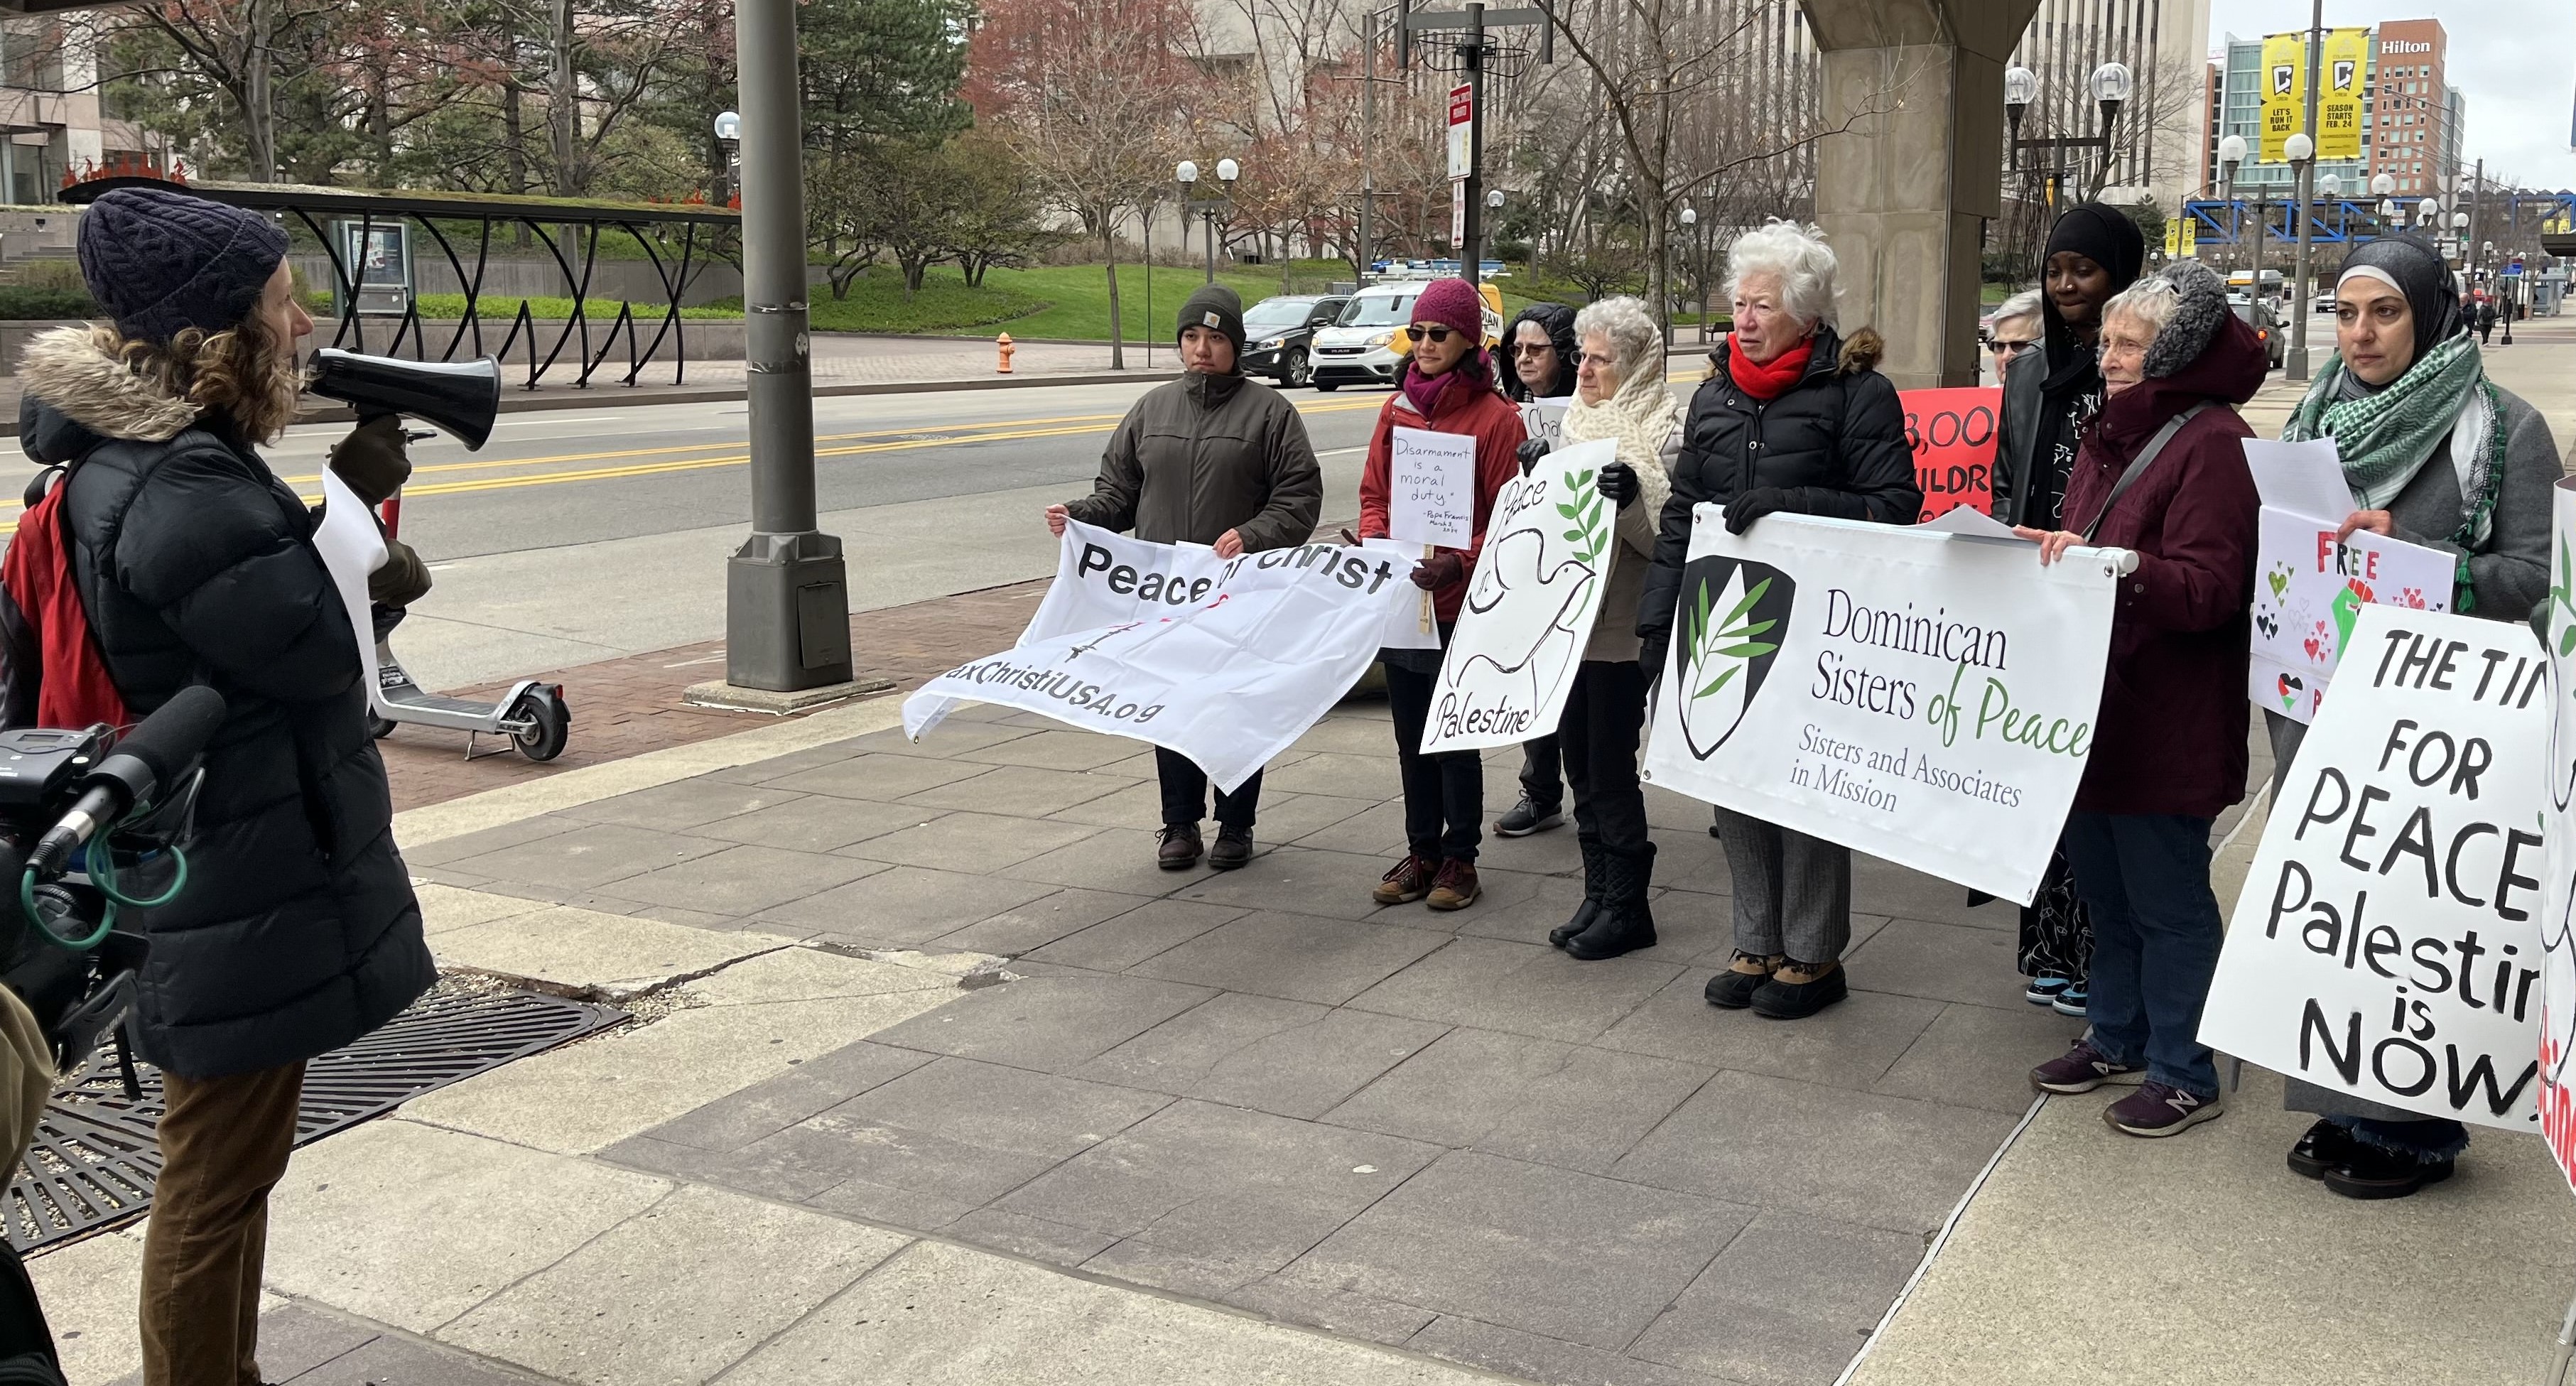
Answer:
[
  {"left": 2104, "top": 1081, "right": 2224, "bottom": 1137},
  {"left": 2028, "top": 1040, "right": 2144, "bottom": 1095}
]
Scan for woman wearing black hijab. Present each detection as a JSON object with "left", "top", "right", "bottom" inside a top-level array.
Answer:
[
  {"left": 1990, "top": 203, "right": 2144, "bottom": 1016},
  {"left": 2271, "top": 234, "right": 2561, "bottom": 1199}
]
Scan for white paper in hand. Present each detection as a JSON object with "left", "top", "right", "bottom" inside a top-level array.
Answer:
[{"left": 310, "top": 469, "right": 387, "bottom": 715}]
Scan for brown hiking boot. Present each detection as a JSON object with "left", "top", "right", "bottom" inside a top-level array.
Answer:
[
  {"left": 1425, "top": 860, "right": 1481, "bottom": 911},
  {"left": 1157, "top": 823, "right": 1204, "bottom": 870},
  {"left": 1373, "top": 854, "right": 1438, "bottom": 904},
  {"left": 1703, "top": 951, "right": 1782, "bottom": 1009}
]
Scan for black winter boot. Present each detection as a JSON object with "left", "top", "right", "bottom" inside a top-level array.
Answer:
[
  {"left": 1567, "top": 842, "right": 1657, "bottom": 960},
  {"left": 1549, "top": 834, "right": 1606, "bottom": 948}
]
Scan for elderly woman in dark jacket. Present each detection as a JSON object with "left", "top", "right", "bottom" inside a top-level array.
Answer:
[
  {"left": 1048, "top": 284, "right": 1324, "bottom": 872},
  {"left": 1638, "top": 221, "right": 1920, "bottom": 1022},
  {"left": 19, "top": 187, "right": 433, "bottom": 1384},
  {"left": 2268, "top": 236, "right": 2565, "bottom": 1198},
  {"left": 2020, "top": 259, "right": 2263, "bottom": 1141}
]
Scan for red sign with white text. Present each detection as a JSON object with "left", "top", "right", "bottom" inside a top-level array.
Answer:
[{"left": 1901, "top": 386, "right": 2003, "bottom": 521}]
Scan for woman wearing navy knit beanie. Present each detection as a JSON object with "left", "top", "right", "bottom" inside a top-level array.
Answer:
[{"left": 16, "top": 186, "right": 432, "bottom": 1385}]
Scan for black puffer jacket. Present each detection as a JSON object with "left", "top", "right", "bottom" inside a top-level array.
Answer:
[
  {"left": 1638, "top": 326, "right": 1920, "bottom": 646},
  {"left": 15, "top": 326, "right": 431, "bottom": 1079},
  {"left": 1499, "top": 303, "right": 1577, "bottom": 401}
]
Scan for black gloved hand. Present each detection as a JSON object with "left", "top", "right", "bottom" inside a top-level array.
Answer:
[
  {"left": 1515, "top": 436, "right": 1552, "bottom": 477},
  {"left": 1722, "top": 486, "right": 1796, "bottom": 535},
  {"left": 1638, "top": 629, "right": 1671, "bottom": 686},
  {"left": 369, "top": 536, "right": 432, "bottom": 608},
  {"left": 330, "top": 414, "right": 412, "bottom": 507},
  {"left": 1598, "top": 462, "right": 1638, "bottom": 507},
  {"left": 1409, "top": 551, "right": 1466, "bottom": 590}
]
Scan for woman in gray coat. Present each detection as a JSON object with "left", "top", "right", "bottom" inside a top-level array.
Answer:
[{"left": 2272, "top": 235, "right": 2563, "bottom": 1198}]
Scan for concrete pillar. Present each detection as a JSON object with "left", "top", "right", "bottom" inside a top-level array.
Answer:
[{"left": 1800, "top": 0, "right": 2039, "bottom": 391}]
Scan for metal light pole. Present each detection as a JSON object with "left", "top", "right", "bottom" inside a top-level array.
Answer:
[
  {"left": 1176, "top": 159, "right": 1240, "bottom": 286},
  {"left": 1461, "top": 1, "right": 1485, "bottom": 285},
  {"left": 2371, "top": 170, "right": 2396, "bottom": 242},
  {"left": 2217, "top": 134, "right": 2246, "bottom": 273},
  {"left": 1679, "top": 205, "right": 1698, "bottom": 344},
  {"left": 712, "top": 109, "right": 741, "bottom": 209},
  {"left": 721, "top": 0, "right": 853, "bottom": 697},
  {"left": 2285, "top": 130, "right": 2317, "bottom": 379}
]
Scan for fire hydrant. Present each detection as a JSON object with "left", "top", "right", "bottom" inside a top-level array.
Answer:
[{"left": 995, "top": 332, "right": 1015, "bottom": 374}]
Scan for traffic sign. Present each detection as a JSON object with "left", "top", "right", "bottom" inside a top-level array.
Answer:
[{"left": 1447, "top": 85, "right": 1473, "bottom": 180}]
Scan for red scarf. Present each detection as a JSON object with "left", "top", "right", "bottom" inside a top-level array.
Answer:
[{"left": 1726, "top": 334, "right": 1812, "bottom": 401}]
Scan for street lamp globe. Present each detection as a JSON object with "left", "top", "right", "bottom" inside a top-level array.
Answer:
[
  {"left": 1215, "top": 158, "right": 1239, "bottom": 184},
  {"left": 2452, "top": 210, "right": 2469, "bottom": 230},
  {"left": 2088, "top": 61, "right": 2134, "bottom": 106},
  {"left": 2317, "top": 173, "right": 2342, "bottom": 198},
  {"left": 713, "top": 110, "right": 742, "bottom": 141},
  {"left": 1680, "top": 206, "right": 1696, "bottom": 227},
  {"left": 2217, "top": 134, "right": 2248, "bottom": 168},
  {"left": 2003, "top": 65, "right": 2038, "bottom": 112},
  {"left": 1485, "top": 188, "right": 1504, "bottom": 210},
  {"left": 2284, "top": 132, "right": 2315, "bottom": 164},
  {"left": 2371, "top": 172, "right": 2396, "bottom": 197},
  {"left": 1175, "top": 160, "right": 1199, "bottom": 185},
  {"left": 2378, "top": 198, "right": 2400, "bottom": 221}
]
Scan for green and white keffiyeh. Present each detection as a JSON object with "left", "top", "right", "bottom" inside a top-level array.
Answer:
[{"left": 2284, "top": 327, "right": 2506, "bottom": 566}]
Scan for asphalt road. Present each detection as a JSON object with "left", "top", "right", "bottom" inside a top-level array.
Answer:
[{"left": 132, "top": 379, "right": 1402, "bottom": 689}]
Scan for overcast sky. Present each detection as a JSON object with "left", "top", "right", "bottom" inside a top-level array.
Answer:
[{"left": 2210, "top": 2, "right": 2575, "bottom": 189}]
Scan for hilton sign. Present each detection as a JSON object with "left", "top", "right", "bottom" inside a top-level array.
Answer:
[{"left": 2381, "top": 38, "right": 2432, "bottom": 54}]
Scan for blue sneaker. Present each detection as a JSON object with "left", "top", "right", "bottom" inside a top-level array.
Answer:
[
  {"left": 2052, "top": 985, "right": 2089, "bottom": 1018},
  {"left": 2024, "top": 975, "right": 2071, "bottom": 1006}
]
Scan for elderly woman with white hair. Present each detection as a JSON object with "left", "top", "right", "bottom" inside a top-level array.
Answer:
[
  {"left": 1511, "top": 296, "right": 1683, "bottom": 960},
  {"left": 1985, "top": 288, "right": 2045, "bottom": 385},
  {"left": 1638, "top": 220, "right": 1919, "bottom": 1019},
  {"left": 2019, "top": 259, "right": 2263, "bottom": 1140}
]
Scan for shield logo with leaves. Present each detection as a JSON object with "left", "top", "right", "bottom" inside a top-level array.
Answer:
[{"left": 1674, "top": 556, "right": 1794, "bottom": 759}]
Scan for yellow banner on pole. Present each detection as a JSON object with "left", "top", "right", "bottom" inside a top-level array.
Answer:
[
  {"left": 2163, "top": 219, "right": 2179, "bottom": 259},
  {"left": 2259, "top": 32, "right": 2304, "bottom": 163},
  {"left": 2180, "top": 216, "right": 2198, "bottom": 259},
  {"left": 2319, "top": 28, "right": 2366, "bottom": 161}
]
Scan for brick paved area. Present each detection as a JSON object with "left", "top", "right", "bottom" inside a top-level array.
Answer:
[
  {"left": 380, "top": 580, "right": 1046, "bottom": 811},
  {"left": 411, "top": 698, "right": 2086, "bottom": 1386}
]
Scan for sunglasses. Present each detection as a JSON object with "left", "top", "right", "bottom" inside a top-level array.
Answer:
[
  {"left": 1986, "top": 337, "right": 2039, "bottom": 357},
  {"left": 1408, "top": 323, "right": 1461, "bottom": 344},
  {"left": 1508, "top": 340, "right": 1556, "bottom": 357}
]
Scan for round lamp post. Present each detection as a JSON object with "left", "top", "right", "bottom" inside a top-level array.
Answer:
[
  {"left": 2371, "top": 172, "right": 2397, "bottom": 240},
  {"left": 2088, "top": 60, "right": 2133, "bottom": 196},
  {"left": 1679, "top": 205, "right": 1699, "bottom": 342},
  {"left": 2217, "top": 134, "right": 2248, "bottom": 272},
  {"left": 713, "top": 110, "right": 742, "bottom": 207},
  {"left": 2285, "top": 131, "right": 2316, "bottom": 379}
]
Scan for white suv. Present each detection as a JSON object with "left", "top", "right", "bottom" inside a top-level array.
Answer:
[{"left": 1308, "top": 283, "right": 1421, "bottom": 391}]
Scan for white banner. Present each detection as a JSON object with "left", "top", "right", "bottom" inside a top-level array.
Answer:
[
  {"left": 904, "top": 521, "right": 1418, "bottom": 791},
  {"left": 1387, "top": 426, "right": 1476, "bottom": 549},
  {"left": 1422, "top": 438, "right": 1617, "bottom": 754},
  {"left": 2201, "top": 604, "right": 2549, "bottom": 1131},
  {"left": 1640, "top": 507, "right": 2118, "bottom": 904},
  {"left": 2249, "top": 509, "right": 2452, "bottom": 724},
  {"left": 2536, "top": 478, "right": 2576, "bottom": 1186}
]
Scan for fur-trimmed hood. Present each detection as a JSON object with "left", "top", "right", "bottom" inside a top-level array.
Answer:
[
  {"left": 1834, "top": 327, "right": 1884, "bottom": 377},
  {"left": 2141, "top": 260, "right": 2231, "bottom": 379},
  {"left": 16, "top": 325, "right": 202, "bottom": 460}
]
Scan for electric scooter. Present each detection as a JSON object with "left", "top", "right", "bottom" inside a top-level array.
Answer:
[{"left": 308, "top": 350, "right": 574, "bottom": 763}]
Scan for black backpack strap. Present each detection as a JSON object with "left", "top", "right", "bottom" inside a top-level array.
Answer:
[{"left": 2080, "top": 403, "right": 2209, "bottom": 545}]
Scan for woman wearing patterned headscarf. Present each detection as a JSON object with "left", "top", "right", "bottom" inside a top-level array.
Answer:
[{"left": 2269, "top": 234, "right": 2564, "bottom": 1199}]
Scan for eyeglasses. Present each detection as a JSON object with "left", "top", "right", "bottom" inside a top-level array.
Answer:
[
  {"left": 1986, "top": 337, "right": 2039, "bottom": 359},
  {"left": 1509, "top": 341, "right": 1555, "bottom": 358},
  {"left": 1408, "top": 323, "right": 1459, "bottom": 343}
]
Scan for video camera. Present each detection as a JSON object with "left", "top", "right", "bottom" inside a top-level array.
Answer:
[{"left": 0, "top": 687, "right": 224, "bottom": 1073}]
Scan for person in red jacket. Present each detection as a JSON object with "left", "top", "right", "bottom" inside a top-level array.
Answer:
[
  {"left": 1358, "top": 276, "right": 1525, "bottom": 911},
  {"left": 2017, "top": 259, "right": 2263, "bottom": 1140}
]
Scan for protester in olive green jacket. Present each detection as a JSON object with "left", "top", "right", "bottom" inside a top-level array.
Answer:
[{"left": 1045, "top": 283, "right": 1323, "bottom": 872}]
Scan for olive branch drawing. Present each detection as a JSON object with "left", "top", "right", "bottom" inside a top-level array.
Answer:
[
  {"left": 1553, "top": 468, "right": 1608, "bottom": 567},
  {"left": 2550, "top": 540, "right": 2576, "bottom": 659},
  {"left": 1683, "top": 573, "right": 1778, "bottom": 701}
]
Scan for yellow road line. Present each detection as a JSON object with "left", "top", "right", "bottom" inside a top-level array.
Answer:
[{"left": 0, "top": 394, "right": 1385, "bottom": 534}]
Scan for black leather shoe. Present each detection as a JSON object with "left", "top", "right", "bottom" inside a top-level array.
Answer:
[
  {"left": 1208, "top": 826, "right": 1253, "bottom": 871},
  {"left": 1551, "top": 836, "right": 1606, "bottom": 948},
  {"left": 2322, "top": 1143, "right": 2455, "bottom": 1200},
  {"left": 1566, "top": 845, "right": 1655, "bottom": 960},
  {"left": 2287, "top": 1119, "right": 2354, "bottom": 1180},
  {"left": 1156, "top": 823, "right": 1203, "bottom": 870}
]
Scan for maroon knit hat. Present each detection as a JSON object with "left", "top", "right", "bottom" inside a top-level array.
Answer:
[{"left": 1411, "top": 277, "right": 1483, "bottom": 337}]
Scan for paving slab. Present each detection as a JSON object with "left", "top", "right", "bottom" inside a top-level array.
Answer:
[
  {"left": 1874, "top": 1000, "right": 2084, "bottom": 1115},
  {"left": 901, "top": 764, "right": 1142, "bottom": 816},
  {"left": 1628, "top": 1210, "right": 1924, "bottom": 1386},
  {"left": 994, "top": 826, "right": 1204, "bottom": 897},
  {"left": 413, "top": 882, "right": 549, "bottom": 936},
  {"left": 866, "top": 970, "right": 1217, "bottom": 1071},
  {"left": 631, "top": 1041, "right": 936, "bottom": 1152},
  {"left": 556, "top": 776, "right": 809, "bottom": 832},
  {"left": 839, "top": 810, "right": 1104, "bottom": 873},
  {"left": 995, "top": 1099, "right": 1445, "bottom": 1273},
  {"left": 1346, "top": 934, "right": 1679, "bottom": 1045},
  {"left": 685, "top": 794, "right": 940, "bottom": 852},
  {"left": 1407, "top": 1314, "right": 1734, "bottom": 1386},
  {"left": 1129, "top": 911, "right": 1454, "bottom": 1006},
  {"left": 1168, "top": 846, "right": 1417, "bottom": 921},
  {"left": 757, "top": 750, "right": 996, "bottom": 801},
  {"left": 1324, "top": 1027, "right": 1714, "bottom": 1175},
  {"left": 928, "top": 887, "right": 1155, "bottom": 955},
  {"left": 260, "top": 1120, "right": 671, "bottom": 1333},
  {"left": 1595, "top": 969, "right": 1944, "bottom": 1092},
  {"left": 439, "top": 1184, "right": 909, "bottom": 1386},
  {"left": 1073, "top": 992, "right": 1449, "bottom": 1118},
  {"left": 1288, "top": 1149, "right": 1755, "bottom": 1353},
  {"left": 431, "top": 905, "right": 778, "bottom": 995},
  {"left": 442, "top": 821, "right": 735, "bottom": 892},
  {"left": 1839, "top": 916, "right": 2025, "bottom": 1009},
  {"left": 717, "top": 1239, "right": 1506, "bottom": 1385},
  {"left": 1020, "top": 898, "right": 1249, "bottom": 971},
  {"left": 756, "top": 863, "right": 1063, "bottom": 943}
]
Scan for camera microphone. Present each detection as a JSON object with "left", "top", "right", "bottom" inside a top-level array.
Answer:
[{"left": 28, "top": 686, "right": 227, "bottom": 879}]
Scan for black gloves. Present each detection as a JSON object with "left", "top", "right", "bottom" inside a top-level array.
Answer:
[
  {"left": 369, "top": 536, "right": 432, "bottom": 608},
  {"left": 1598, "top": 462, "right": 1638, "bottom": 507},
  {"left": 330, "top": 414, "right": 412, "bottom": 507},
  {"left": 1515, "top": 436, "right": 1552, "bottom": 477},
  {"left": 1409, "top": 552, "right": 1466, "bottom": 590},
  {"left": 1638, "top": 629, "right": 1671, "bottom": 686},
  {"left": 1722, "top": 487, "right": 1796, "bottom": 535}
]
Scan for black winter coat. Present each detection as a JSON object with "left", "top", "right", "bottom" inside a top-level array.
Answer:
[
  {"left": 1638, "top": 327, "right": 1920, "bottom": 645},
  {"left": 15, "top": 327, "right": 432, "bottom": 1079}
]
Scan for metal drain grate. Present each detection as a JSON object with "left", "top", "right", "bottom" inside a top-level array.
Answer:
[{"left": 7, "top": 984, "right": 625, "bottom": 1253}]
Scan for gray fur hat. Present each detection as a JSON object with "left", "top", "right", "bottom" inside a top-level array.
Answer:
[{"left": 2141, "top": 259, "right": 2229, "bottom": 379}]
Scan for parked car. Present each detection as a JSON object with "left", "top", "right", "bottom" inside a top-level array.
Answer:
[
  {"left": 2233, "top": 300, "right": 2285, "bottom": 369},
  {"left": 1238, "top": 293, "right": 1348, "bottom": 389},
  {"left": 1310, "top": 281, "right": 1505, "bottom": 391}
]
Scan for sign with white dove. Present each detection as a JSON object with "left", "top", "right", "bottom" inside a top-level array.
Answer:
[{"left": 1420, "top": 438, "right": 1618, "bottom": 754}]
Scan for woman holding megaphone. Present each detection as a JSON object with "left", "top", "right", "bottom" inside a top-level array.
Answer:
[{"left": 15, "top": 187, "right": 432, "bottom": 1386}]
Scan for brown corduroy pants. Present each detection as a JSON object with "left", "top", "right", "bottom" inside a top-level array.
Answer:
[{"left": 139, "top": 1061, "right": 304, "bottom": 1386}]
